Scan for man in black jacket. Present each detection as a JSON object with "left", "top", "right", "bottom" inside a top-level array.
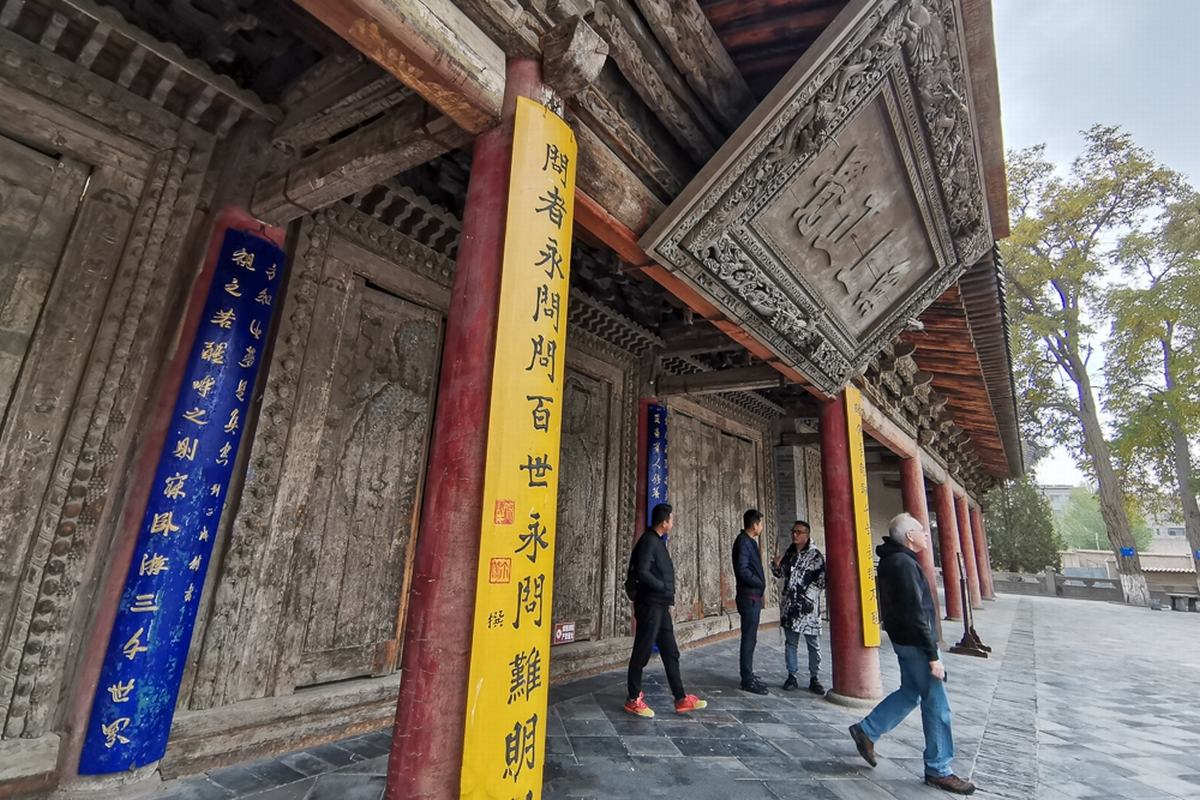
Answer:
[
  {"left": 848, "top": 513, "right": 976, "bottom": 795},
  {"left": 732, "top": 509, "right": 769, "bottom": 694},
  {"left": 624, "top": 503, "right": 708, "bottom": 718}
]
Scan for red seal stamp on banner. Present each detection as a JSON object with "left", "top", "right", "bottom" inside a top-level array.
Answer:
[
  {"left": 494, "top": 499, "right": 515, "bottom": 525},
  {"left": 488, "top": 557, "right": 512, "bottom": 584}
]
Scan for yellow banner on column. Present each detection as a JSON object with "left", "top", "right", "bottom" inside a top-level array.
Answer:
[
  {"left": 460, "top": 97, "right": 577, "bottom": 800},
  {"left": 845, "top": 386, "right": 881, "bottom": 647}
]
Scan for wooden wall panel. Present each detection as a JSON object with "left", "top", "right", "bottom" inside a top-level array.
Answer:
[
  {"left": 0, "top": 60, "right": 210, "bottom": 743},
  {"left": 552, "top": 368, "right": 612, "bottom": 641},
  {"left": 666, "top": 398, "right": 768, "bottom": 622}
]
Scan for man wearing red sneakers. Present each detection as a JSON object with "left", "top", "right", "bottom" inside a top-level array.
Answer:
[{"left": 623, "top": 503, "right": 708, "bottom": 718}]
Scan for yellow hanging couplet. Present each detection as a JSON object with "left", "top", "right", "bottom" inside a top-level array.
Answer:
[
  {"left": 460, "top": 97, "right": 577, "bottom": 800},
  {"left": 844, "top": 386, "right": 881, "bottom": 648}
]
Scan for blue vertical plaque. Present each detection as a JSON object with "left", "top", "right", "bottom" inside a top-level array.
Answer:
[
  {"left": 646, "top": 404, "right": 669, "bottom": 526},
  {"left": 79, "top": 228, "right": 286, "bottom": 773}
]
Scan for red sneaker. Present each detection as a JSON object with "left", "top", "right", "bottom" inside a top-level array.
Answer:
[
  {"left": 624, "top": 692, "right": 655, "bottom": 718},
  {"left": 674, "top": 694, "right": 708, "bottom": 714}
]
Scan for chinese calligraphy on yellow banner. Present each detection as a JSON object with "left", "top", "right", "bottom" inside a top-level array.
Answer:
[
  {"left": 845, "top": 386, "right": 881, "bottom": 648},
  {"left": 460, "top": 97, "right": 577, "bottom": 799}
]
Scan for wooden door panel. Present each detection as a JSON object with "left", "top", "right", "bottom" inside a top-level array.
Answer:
[
  {"left": 697, "top": 421, "right": 723, "bottom": 616},
  {"left": 666, "top": 405, "right": 764, "bottom": 619},
  {"left": 668, "top": 413, "right": 702, "bottom": 621},
  {"left": 551, "top": 368, "right": 613, "bottom": 641},
  {"left": 295, "top": 279, "right": 441, "bottom": 683},
  {"left": 0, "top": 136, "right": 87, "bottom": 422}
]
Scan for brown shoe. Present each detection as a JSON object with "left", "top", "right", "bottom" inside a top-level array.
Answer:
[
  {"left": 848, "top": 723, "right": 876, "bottom": 767},
  {"left": 924, "top": 774, "right": 976, "bottom": 795}
]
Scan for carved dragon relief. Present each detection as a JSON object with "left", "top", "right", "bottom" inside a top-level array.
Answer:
[{"left": 641, "top": 0, "right": 992, "bottom": 395}]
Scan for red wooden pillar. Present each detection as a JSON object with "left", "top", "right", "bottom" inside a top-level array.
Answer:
[
  {"left": 385, "top": 58, "right": 544, "bottom": 800},
  {"left": 970, "top": 503, "right": 995, "bottom": 600},
  {"left": 955, "top": 493, "right": 983, "bottom": 610},
  {"left": 819, "top": 393, "right": 882, "bottom": 701},
  {"left": 933, "top": 482, "right": 963, "bottom": 620},
  {"left": 899, "top": 455, "right": 942, "bottom": 639}
]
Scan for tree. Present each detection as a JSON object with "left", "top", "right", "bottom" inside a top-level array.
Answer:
[
  {"left": 1001, "top": 125, "right": 1179, "bottom": 605},
  {"left": 984, "top": 477, "right": 1062, "bottom": 573},
  {"left": 1055, "top": 486, "right": 1151, "bottom": 554},
  {"left": 1106, "top": 192, "right": 1200, "bottom": 589}
]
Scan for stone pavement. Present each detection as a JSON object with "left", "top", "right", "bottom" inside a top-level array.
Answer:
[{"left": 151, "top": 594, "right": 1200, "bottom": 800}]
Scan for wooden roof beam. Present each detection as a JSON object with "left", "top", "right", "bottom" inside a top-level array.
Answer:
[
  {"left": 630, "top": 0, "right": 756, "bottom": 133},
  {"left": 293, "top": 0, "right": 506, "bottom": 133},
  {"left": 590, "top": 0, "right": 724, "bottom": 162},
  {"left": 251, "top": 96, "right": 471, "bottom": 224},
  {"left": 659, "top": 322, "right": 743, "bottom": 357},
  {"left": 654, "top": 364, "right": 785, "bottom": 397}
]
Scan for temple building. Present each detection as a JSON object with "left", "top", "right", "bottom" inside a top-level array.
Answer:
[{"left": 0, "top": 0, "right": 1019, "bottom": 797}]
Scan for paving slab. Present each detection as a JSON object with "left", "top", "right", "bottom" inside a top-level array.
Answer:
[{"left": 150, "top": 594, "right": 1200, "bottom": 799}]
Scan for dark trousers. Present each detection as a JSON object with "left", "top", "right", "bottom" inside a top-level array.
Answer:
[
  {"left": 627, "top": 602, "right": 685, "bottom": 702},
  {"left": 736, "top": 595, "right": 762, "bottom": 684}
]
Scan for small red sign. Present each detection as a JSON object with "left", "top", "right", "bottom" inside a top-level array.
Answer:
[
  {"left": 494, "top": 499, "right": 515, "bottom": 525},
  {"left": 552, "top": 621, "right": 576, "bottom": 646},
  {"left": 488, "top": 557, "right": 512, "bottom": 584}
]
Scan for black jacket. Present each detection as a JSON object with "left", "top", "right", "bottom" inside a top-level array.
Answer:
[
  {"left": 876, "top": 536, "right": 939, "bottom": 661},
  {"left": 732, "top": 531, "right": 766, "bottom": 600},
  {"left": 631, "top": 528, "right": 675, "bottom": 606}
]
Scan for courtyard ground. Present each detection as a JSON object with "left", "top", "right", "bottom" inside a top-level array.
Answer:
[{"left": 152, "top": 594, "right": 1200, "bottom": 800}]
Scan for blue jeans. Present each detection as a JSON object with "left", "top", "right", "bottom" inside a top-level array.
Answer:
[
  {"left": 859, "top": 643, "right": 955, "bottom": 778},
  {"left": 784, "top": 630, "right": 821, "bottom": 679}
]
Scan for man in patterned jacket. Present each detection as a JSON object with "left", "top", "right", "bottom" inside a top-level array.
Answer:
[{"left": 770, "top": 520, "right": 827, "bottom": 694}]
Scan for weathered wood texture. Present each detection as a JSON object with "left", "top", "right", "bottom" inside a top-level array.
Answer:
[
  {"left": 273, "top": 55, "right": 413, "bottom": 153},
  {"left": 252, "top": 96, "right": 471, "bottom": 224},
  {"left": 655, "top": 364, "right": 784, "bottom": 396},
  {"left": 590, "top": 0, "right": 722, "bottom": 162},
  {"left": 571, "top": 64, "right": 696, "bottom": 201},
  {"left": 551, "top": 351, "right": 626, "bottom": 643},
  {"left": 286, "top": 282, "right": 443, "bottom": 687},
  {"left": 293, "top": 0, "right": 505, "bottom": 133},
  {"left": 0, "top": 25, "right": 213, "bottom": 747},
  {"left": 666, "top": 398, "right": 765, "bottom": 622},
  {"left": 184, "top": 211, "right": 454, "bottom": 709},
  {"left": 540, "top": 16, "right": 609, "bottom": 99},
  {"left": 631, "top": 0, "right": 755, "bottom": 132}
]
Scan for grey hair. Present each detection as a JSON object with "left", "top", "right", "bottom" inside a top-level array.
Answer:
[{"left": 889, "top": 512, "right": 923, "bottom": 541}]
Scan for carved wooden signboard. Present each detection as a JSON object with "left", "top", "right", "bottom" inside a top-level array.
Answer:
[{"left": 640, "top": 0, "right": 992, "bottom": 393}]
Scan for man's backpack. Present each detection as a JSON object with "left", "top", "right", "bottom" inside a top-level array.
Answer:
[{"left": 623, "top": 546, "right": 639, "bottom": 601}]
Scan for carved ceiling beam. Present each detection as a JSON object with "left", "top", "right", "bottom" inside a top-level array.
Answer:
[
  {"left": 273, "top": 56, "right": 412, "bottom": 152},
  {"left": 251, "top": 96, "right": 471, "bottom": 224},
  {"left": 589, "top": 0, "right": 723, "bottom": 162},
  {"left": 541, "top": 16, "right": 609, "bottom": 99},
  {"left": 659, "top": 323, "right": 742, "bottom": 357},
  {"left": 293, "top": 0, "right": 507, "bottom": 133},
  {"left": 655, "top": 364, "right": 785, "bottom": 397},
  {"left": 630, "top": 0, "right": 756, "bottom": 133},
  {"left": 571, "top": 64, "right": 695, "bottom": 199}
]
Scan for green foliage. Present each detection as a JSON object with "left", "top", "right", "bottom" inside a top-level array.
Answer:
[
  {"left": 983, "top": 476, "right": 1062, "bottom": 573},
  {"left": 1053, "top": 487, "right": 1152, "bottom": 553},
  {"left": 1001, "top": 126, "right": 1181, "bottom": 575},
  {"left": 1105, "top": 192, "right": 1200, "bottom": 504}
]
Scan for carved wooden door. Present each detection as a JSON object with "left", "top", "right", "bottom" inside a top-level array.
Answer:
[
  {"left": 285, "top": 276, "right": 442, "bottom": 687},
  {"left": 0, "top": 135, "right": 88, "bottom": 421},
  {"left": 667, "top": 404, "right": 762, "bottom": 622},
  {"left": 551, "top": 365, "right": 615, "bottom": 642}
]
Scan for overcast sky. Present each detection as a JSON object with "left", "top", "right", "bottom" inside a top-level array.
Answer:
[{"left": 992, "top": 0, "right": 1200, "bottom": 486}]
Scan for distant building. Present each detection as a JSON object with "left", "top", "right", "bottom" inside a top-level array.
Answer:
[{"left": 1038, "top": 484, "right": 1075, "bottom": 514}]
